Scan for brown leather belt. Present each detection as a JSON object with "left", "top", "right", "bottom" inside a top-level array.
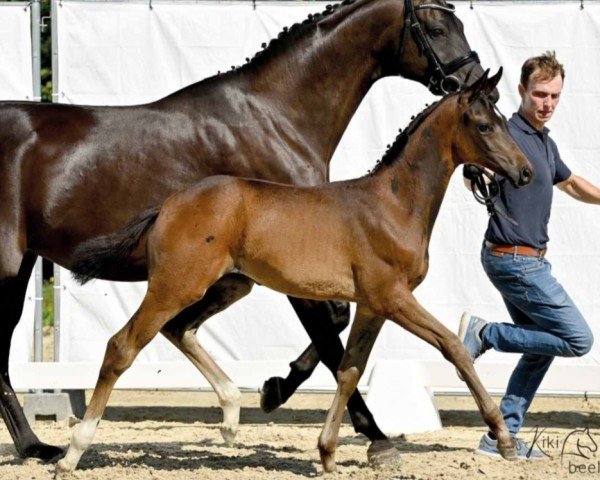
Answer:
[{"left": 485, "top": 241, "right": 547, "bottom": 258}]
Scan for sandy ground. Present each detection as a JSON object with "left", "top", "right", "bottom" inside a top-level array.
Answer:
[
  {"left": 1, "top": 390, "right": 600, "bottom": 480},
  {"left": 2, "top": 330, "right": 597, "bottom": 479}
]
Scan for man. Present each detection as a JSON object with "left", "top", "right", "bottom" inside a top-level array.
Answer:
[{"left": 460, "top": 51, "right": 600, "bottom": 459}]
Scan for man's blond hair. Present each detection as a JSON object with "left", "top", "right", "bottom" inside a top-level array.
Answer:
[{"left": 520, "top": 51, "right": 565, "bottom": 89}]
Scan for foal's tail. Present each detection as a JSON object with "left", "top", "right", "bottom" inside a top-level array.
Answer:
[{"left": 69, "top": 205, "right": 161, "bottom": 284}]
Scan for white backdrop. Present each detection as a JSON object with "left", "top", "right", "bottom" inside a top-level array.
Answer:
[
  {"left": 0, "top": 2, "right": 35, "bottom": 363},
  {"left": 0, "top": 2, "right": 34, "bottom": 101},
  {"left": 54, "top": 1, "right": 600, "bottom": 389}
]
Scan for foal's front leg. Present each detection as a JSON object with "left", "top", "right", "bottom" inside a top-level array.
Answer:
[
  {"left": 318, "top": 305, "right": 385, "bottom": 472},
  {"left": 382, "top": 290, "right": 515, "bottom": 460}
]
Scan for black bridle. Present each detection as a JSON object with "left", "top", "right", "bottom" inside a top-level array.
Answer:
[{"left": 399, "top": 0, "right": 480, "bottom": 94}]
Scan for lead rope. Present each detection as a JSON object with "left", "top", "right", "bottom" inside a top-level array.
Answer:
[{"left": 468, "top": 167, "right": 519, "bottom": 226}]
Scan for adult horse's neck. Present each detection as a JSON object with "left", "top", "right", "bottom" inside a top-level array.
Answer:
[
  {"left": 166, "top": 0, "right": 404, "bottom": 174},
  {"left": 374, "top": 98, "right": 458, "bottom": 238}
]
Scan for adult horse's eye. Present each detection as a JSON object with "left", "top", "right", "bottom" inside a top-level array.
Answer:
[
  {"left": 429, "top": 28, "right": 444, "bottom": 38},
  {"left": 478, "top": 124, "right": 492, "bottom": 134}
]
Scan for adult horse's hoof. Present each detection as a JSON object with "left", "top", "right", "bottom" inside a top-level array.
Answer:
[
  {"left": 260, "top": 377, "right": 285, "bottom": 413},
  {"left": 21, "top": 442, "right": 64, "bottom": 462},
  {"left": 367, "top": 440, "right": 401, "bottom": 466}
]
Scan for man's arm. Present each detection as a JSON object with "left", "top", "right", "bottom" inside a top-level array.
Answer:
[{"left": 557, "top": 174, "right": 600, "bottom": 204}]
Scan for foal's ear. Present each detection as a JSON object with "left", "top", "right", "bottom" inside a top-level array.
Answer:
[
  {"left": 459, "top": 68, "right": 489, "bottom": 106},
  {"left": 484, "top": 67, "right": 503, "bottom": 96}
]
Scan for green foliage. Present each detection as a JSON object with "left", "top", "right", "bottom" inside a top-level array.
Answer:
[
  {"left": 41, "top": 67, "right": 52, "bottom": 102},
  {"left": 43, "top": 279, "right": 54, "bottom": 327},
  {"left": 41, "top": 0, "right": 52, "bottom": 102}
]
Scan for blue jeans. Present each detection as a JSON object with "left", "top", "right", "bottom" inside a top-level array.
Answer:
[{"left": 480, "top": 245, "right": 593, "bottom": 435}]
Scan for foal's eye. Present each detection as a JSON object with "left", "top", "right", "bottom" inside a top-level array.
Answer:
[{"left": 477, "top": 124, "right": 492, "bottom": 134}]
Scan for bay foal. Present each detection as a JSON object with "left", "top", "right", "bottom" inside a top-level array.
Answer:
[{"left": 61, "top": 70, "right": 532, "bottom": 475}]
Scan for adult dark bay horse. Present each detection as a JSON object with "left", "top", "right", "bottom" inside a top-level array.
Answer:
[
  {"left": 63, "top": 70, "right": 533, "bottom": 475},
  {"left": 0, "top": 0, "right": 483, "bottom": 461}
]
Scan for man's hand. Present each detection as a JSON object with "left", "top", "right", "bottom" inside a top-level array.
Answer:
[
  {"left": 463, "top": 164, "right": 494, "bottom": 191},
  {"left": 463, "top": 164, "right": 484, "bottom": 181}
]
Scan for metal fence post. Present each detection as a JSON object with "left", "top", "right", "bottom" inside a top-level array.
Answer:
[
  {"left": 51, "top": 0, "right": 61, "bottom": 365},
  {"left": 53, "top": 266, "right": 61, "bottom": 363},
  {"left": 31, "top": 0, "right": 44, "bottom": 382}
]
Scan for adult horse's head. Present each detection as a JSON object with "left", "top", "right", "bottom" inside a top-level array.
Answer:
[
  {"left": 391, "top": 0, "right": 490, "bottom": 97},
  {"left": 451, "top": 68, "right": 533, "bottom": 187}
]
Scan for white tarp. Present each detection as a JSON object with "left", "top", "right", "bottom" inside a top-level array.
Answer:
[
  {"left": 0, "top": 2, "right": 34, "bottom": 101},
  {"left": 55, "top": 1, "right": 600, "bottom": 388},
  {"left": 0, "top": 2, "right": 35, "bottom": 363}
]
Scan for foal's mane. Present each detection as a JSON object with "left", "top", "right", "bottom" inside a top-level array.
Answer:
[{"left": 370, "top": 95, "right": 447, "bottom": 174}]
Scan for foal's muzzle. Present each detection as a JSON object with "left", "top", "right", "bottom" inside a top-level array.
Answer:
[{"left": 518, "top": 166, "right": 533, "bottom": 186}]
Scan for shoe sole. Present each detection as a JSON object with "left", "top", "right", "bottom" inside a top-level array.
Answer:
[
  {"left": 476, "top": 447, "right": 547, "bottom": 461},
  {"left": 475, "top": 448, "right": 501, "bottom": 458},
  {"left": 456, "top": 312, "right": 472, "bottom": 381}
]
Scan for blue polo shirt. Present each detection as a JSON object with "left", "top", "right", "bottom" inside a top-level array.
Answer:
[{"left": 484, "top": 113, "right": 572, "bottom": 250}]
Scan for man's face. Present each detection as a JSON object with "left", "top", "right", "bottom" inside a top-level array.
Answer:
[{"left": 518, "top": 72, "right": 563, "bottom": 129}]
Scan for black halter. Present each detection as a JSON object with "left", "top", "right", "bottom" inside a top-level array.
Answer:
[{"left": 399, "top": 0, "right": 480, "bottom": 94}]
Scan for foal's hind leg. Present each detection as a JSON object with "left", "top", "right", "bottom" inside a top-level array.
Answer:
[
  {"left": 318, "top": 304, "right": 385, "bottom": 472},
  {"left": 260, "top": 299, "right": 349, "bottom": 412},
  {"left": 378, "top": 290, "right": 515, "bottom": 460},
  {"left": 161, "top": 273, "right": 254, "bottom": 445},
  {"left": 56, "top": 259, "right": 230, "bottom": 476},
  {"left": 0, "top": 252, "right": 63, "bottom": 460}
]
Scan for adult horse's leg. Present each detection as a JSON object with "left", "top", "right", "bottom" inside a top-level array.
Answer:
[
  {"left": 284, "top": 298, "right": 397, "bottom": 462},
  {"left": 260, "top": 298, "right": 349, "bottom": 413},
  {"left": 161, "top": 273, "right": 254, "bottom": 445},
  {"left": 380, "top": 290, "right": 515, "bottom": 460},
  {"left": 0, "top": 252, "right": 63, "bottom": 460},
  {"left": 318, "top": 304, "right": 386, "bottom": 472}
]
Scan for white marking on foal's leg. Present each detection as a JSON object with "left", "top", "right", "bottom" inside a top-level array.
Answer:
[
  {"left": 218, "top": 381, "right": 241, "bottom": 445},
  {"left": 55, "top": 417, "right": 101, "bottom": 477}
]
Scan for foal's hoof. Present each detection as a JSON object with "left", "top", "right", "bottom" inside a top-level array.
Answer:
[
  {"left": 54, "top": 459, "right": 76, "bottom": 480},
  {"left": 21, "top": 442, "right": 64, "bottom": 462},
  {"left": 367, "top": 440, "right": 402, "bottom": 466},
  {"left": 319, "top": 449, "right": 337, "bottom": 473},
  {"left": 497, "top": 431, "right": 517, "bottom": 461},
  {"left": 260, "top": 377, "right": 285, "bottom": 413},
  {"left": 499, "top": 443, "right": 517, "bottom": 461},
  {"left": 220, "top": 424, "right": 238, "bottom": 446}
]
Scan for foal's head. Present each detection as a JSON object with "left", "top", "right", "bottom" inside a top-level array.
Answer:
[{"left": 451, "top": 69, "right": 533, "bottom": 187}]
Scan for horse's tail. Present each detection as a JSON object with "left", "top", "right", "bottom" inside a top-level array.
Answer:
[{"left": 69, "top": 205, "right": 161, "bottom": 284}]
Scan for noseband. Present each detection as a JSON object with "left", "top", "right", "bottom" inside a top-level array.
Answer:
[{"left": 399, "top": 0, "right": 480, "bottom": 94}]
